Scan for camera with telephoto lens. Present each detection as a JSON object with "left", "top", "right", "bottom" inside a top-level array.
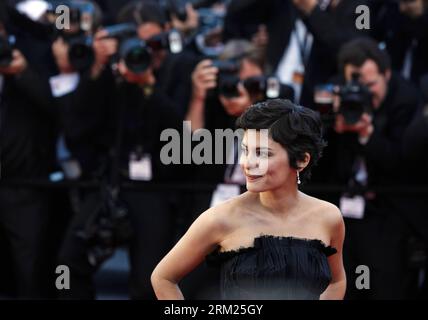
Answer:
[
  {"left": 335, "top": 72, "right": 373, "bottom": 125},
  {"left": 67, "top": 23, "right": 183, "bottom": 73},
  {"left": 46, "top": 0, "right": 97, "bottom": 71},
  {"left": 0, "top": 34, "right": 16, "bottom": 67},
  {"left": 100, "top": 23, "right": 152, "bottom": 74},
  {"left": 212, "top": 60, "right": 292, "bottom": 100},
  {"left": 211, "top": 59, "right": 240, "bottom": 97},
  {"left": 242, "top": 76, "right": 294, "bottom": 101},
  {"left": 75, "top": 186, "right": 133, "bottom": 267},
  {"left": 65, "top": 34, "right": 93, "bottom": 71}
]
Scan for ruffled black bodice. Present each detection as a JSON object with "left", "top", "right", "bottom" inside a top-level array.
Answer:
[{"left": 206, "top": 235, "right": 337, "bottom": 300}]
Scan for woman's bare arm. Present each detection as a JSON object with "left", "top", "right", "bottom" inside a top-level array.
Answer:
[
  {"left": 151, "top": 207, "right": 227, "bottom": 300},
  {"left": 320, "top": 206, "right": 346, "bottom": 300}
]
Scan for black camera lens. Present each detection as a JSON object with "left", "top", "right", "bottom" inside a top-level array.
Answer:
[
  {"left": 340, "top": 98, "right": 366, "bottom": 124},
  {"left": 336, "top": 74, "right": 373, "bottom": 125},
  {"left": 68, "top": 37, "right": 95, "bottom": 72},
  {"left": 243, "top": 76, "right": 265, "bottom": 96},
  {"left": 218, "top": 74, "right": 240, "bottom": 98},
  {"left": 120, "top": 38, "right": 152, "bottom": 74}
]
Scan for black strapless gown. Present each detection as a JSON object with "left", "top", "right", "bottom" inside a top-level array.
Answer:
[{"left": 206, "top": 235, "right": 337, "bottom": 300}]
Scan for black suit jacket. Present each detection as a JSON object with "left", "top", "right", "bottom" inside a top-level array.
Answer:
[
  {"left": 0, "top": 68, "right": 56, "bottom": 180},
  {"left": 66, "top": 67, "right": 187, "bottom": 182}
]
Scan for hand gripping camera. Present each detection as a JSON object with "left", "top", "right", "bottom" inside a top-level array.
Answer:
[
  {"left": 68, "top": 23, "right": 183, "bottom": 73},
  {"left": 335, "top": 72, "right": 373, "bottom": 125}
]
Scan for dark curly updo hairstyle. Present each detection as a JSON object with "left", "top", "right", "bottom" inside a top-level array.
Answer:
[{"left": 236, "top": 99, "right": 327, "bottom": 184}]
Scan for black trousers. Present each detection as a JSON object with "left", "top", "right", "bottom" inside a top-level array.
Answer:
[
  {"left": 0, "top": 187, "right": 50, "bottom": 298},
  {"left": 57, "top": 189, "right": 180, "bottom": 299}
]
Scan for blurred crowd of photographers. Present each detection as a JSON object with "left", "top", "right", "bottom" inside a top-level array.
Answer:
[{"left": 0, "top": 0, "right": 427, "bottom": 300}]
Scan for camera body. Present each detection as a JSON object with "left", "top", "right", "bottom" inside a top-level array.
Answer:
[
  {"left": 212, "top": 60, "right": 290, "bottom": 100},
  {"left": 243, "top": 76, "right": 290, "bottom": 100},
  {"left": 212, "top": 59, "right": 240, "bottom": 97},
  {"left": 335, "top": 73, "right": 373, "bottom": 125},
  {"left": 102, "top": 23, "right": 152, "bottom": 74},
  {"left": 46, "top": 1, "right": 97, "bottom": 71},
  {"left": 66, "top": 34, "right": 94, "bottom": 72},
  {"left": 0, "top": 34, "right": 15, "bottom": 67},
  {"left": 67, "top": 23, "right": 183, "bottom": 73}
]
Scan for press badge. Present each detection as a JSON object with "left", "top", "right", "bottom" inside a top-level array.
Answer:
[
  {"left": 340, "top": 195, "right": 365, "bottom": 219},
  {"left": 210, "top": 184, "right": 241, "bottom": 208},
  {"left": 49, "top": 73, "right": 80, "bottom": 97},
  {"left": 129, "top": 152, "right": 152, "bottom": 181}
]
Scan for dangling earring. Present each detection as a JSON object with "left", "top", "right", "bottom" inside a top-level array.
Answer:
[{"left": 297, "top": 171, "right": 302, "bottom": 185}]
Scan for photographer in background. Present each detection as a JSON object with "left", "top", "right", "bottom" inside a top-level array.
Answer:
[
  {"left": 332, "top": 37, "right": 420, "bottom": 299},
  {"left": 0, "top": 20, "right": 56, "bottom": 298},
  {"left": 56, "top": 1, "right": 191, "bottom": 300},
  {"left": 47, "top": 0, "right": 106, "bottom": 179},
  {"left": 116, "top": 0, "right": 198, "bottom": 118},
  {"left": 186, "top": 39, "right": 293, "bottom": 182}
]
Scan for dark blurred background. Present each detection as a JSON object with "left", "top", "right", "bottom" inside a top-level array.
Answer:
[{"left": 0, "top": 0, "right": 427, "bottom": 300}]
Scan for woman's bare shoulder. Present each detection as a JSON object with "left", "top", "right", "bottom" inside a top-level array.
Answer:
[
  {"left": 201, "top": 192, "right": 252, "bottom": 234},
  {"left": 301, "top": 195, "right": 344, "bottom": 245},
  {"left": 303, "top": 194, "right": 343, "bottom": 226}
]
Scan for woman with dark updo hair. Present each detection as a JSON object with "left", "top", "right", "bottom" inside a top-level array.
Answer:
[{"left": 152, "top": 99, "right": 346, "bottom": 300}]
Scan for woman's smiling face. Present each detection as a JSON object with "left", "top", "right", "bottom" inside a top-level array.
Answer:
[{"left": 240, "top": 130, "right": 297, "bottom": 193}]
